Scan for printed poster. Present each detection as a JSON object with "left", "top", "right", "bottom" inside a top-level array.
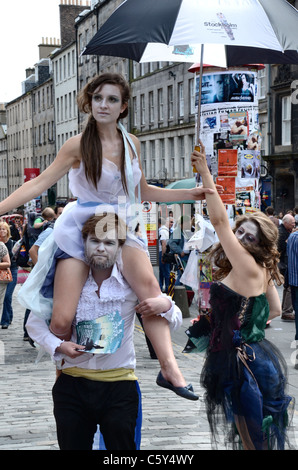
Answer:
[
  {"left": 229, "top": 111, "right": 248, "bottom": 142},
  {"left": 235, "top": 178, "right": 259, "bottom": 210},
  {"left": 240, "top": 150, "right": 260, "bottom": 178},
  {"left": 218, "top": 149, "right": 238, "bottom": 176},
  {"left": 76, "top": 311, "right": 124, "bottom": 354},
  {"left": 196, "top": 72, "right": 257, "bottom": 105},
  {"left": 216, "top": 176, "right": 236, "bottom": 205}
]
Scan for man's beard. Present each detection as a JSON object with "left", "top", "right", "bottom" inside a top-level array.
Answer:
[{"left": 84, "top": 248, "right": 120, "bottom": 270}]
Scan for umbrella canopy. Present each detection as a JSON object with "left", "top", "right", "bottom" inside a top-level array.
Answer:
[
  {"left": 166, "top": 177, "right": 196, "bottom": 190},
  {"left": 83, "top": 0, "right": 298, "bottom": 66},
  {"left": 164, "top": 177, "right": 197, "bottom": 204}
]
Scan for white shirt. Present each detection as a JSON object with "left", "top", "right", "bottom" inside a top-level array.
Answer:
[
  {"left": 26, "top": 263, "right": 182, "bottom": 371},
  {"left": 159, "top": 225, "right": 170, "bottom": 252}
]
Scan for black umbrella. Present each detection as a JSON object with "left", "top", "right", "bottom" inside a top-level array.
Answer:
[
  {"left": 83, "top": 0, "right": 298, "bottom": 142},
  {"left": 83, "top": 0, "right": 298, "bottom": 67}
]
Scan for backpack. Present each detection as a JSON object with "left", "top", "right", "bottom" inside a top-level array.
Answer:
[
  {"left": 27, "top": 211, "right": 43, "bottom": 243},
  {"left": 12, "top": 230, "right": 31, "bottom": 268},
  {"left": 161, "top": 233, "right": 176, "bottom": 264}
]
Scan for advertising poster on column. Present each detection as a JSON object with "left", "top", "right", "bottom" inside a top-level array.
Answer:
[
  {"left": 141, "top": 201, "right": 158, "bottom": 265},
  {"left": 195, "top": 69, "right": 261, "bottom": 212},
  {"left": 197, "top": 71, "right": 257, "bottom": 105}
]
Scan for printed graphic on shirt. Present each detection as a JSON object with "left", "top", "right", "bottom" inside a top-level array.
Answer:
[{"left": 76, "top": 310, "right": 124, "bottom": 354}]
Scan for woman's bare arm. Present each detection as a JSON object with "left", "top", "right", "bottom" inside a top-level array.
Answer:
[
  {"left": 266, "top": 281, "right": 282, "bottom": 320},
  {"left": 0, "top": 135, "right": 81, "bottom": 216}
]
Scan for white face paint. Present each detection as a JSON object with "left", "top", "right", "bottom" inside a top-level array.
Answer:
[
  {"left": 235, "top": 220, "right": 260, "bottom": 246},
  {"left": 84, "top": 229, "right": 120, "bottom": 269},
  {"left": 91, "top": 84, "right": 127, "bottom": 125}
]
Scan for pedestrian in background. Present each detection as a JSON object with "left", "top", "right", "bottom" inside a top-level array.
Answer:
[
  {"left": 0, "top": 222, "right": 18, "bottom": 329},
  {"left": 0, "top": 242, "right": 10, "bottom": 320},
  {"left": 265, "top": 206, "right": 280, "bottom": 227},
  {"left": 168, "top": 215, "right": 192, "bottom": 285},
  {"left": 159, "top": 216, "right": 173, "bottom": 293},
  {"left": 278, "top": 214, "right": 296, "bottom": 321},
  {"left": 287, "top": 229, "right": 298, "bottom": 345}
]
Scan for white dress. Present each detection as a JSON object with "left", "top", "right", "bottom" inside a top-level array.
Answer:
[
  {"left": 18, "top": 124, "right": 146, "bottom": 320},
  {"left": 53, "top": 124, "right": 144, "bottom": 261}
]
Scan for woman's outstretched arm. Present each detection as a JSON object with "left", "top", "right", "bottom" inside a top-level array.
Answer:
[{"left": 0, "top": 135, "right": 81, "bottom": 216}]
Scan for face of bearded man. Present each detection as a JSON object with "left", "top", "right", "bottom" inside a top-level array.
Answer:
[{"left": 84, "top": 230, "right": 120, "bottom": 270}]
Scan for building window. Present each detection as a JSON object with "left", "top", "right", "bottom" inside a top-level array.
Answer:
[
  {"left": 170, "top": 157, "right": 175, "bottom": 178},
  {"left": 132, "top": 62, "right": 138, "bottom": 79},
  {"left": 158, "top": 88, "right": 163, "bottom": 122},
  {"left": 259, "top": 122, "right": 267, "bottom": 157},
  {"left": 281, "top": 95, "right": 291, "bottom": 145},
  {"left": 68, "top": 52, "right": 71, "bottom": 78},
  {"left": 60, "top": 96, "right": 64, "bottom": 121},
  {"left": 258, "top": 67, "right": 266, "bottom": 99},
  {"left": 168, "top": 85, "right": 173, "bottom": 120},
  {"left": 141, "top": 142, "right": 146, "bottom": 177},
  {"left": 141, "top": 94, "right": 145, "bottom": 126},
  {"left": 72, "top": 50, "right": 75, "bottom": 75},
  {"left": 133, "top": 97, "right": 137, "bottom": 127},
  {"left": 169, "top": 138, "right": 175, "bottom": 178},
  {"left": 59, "top": 57, "right": 62, "bottom": 81},
  {"left": 56, "top": 98, "right": 60, "bottom": 123},
  {"left": 189, "top": 78, "right": 195, "bottom": 114},
  {"left": 178, "top": 136, "right": 185, "bottom": 176},
  {"left": 149, "top": 91, "right": 154, "bottom": 124},
  {"left": 150, "top": 140, "right": 155, "bottom": 177},
  {"left": 69, "top": 92, "right": 72, "bottom": 119},
  {"left": 178, "top": 82, "right": 184, "bottom": 117}
]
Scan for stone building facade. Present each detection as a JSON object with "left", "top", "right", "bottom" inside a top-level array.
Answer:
[
  {"left": 264, "top": 63, "right": 298, "bottom": 214},
  {"left": 5, "top": 54, "right": 56, "bottom": 204},
  {"left": 3, "top": 0, "right": 298, "bottom": 214}
]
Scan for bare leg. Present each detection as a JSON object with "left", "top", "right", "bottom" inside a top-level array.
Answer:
[
  {"left": 50, "top": 258, "right": 89, "bottom": 340},
  {"left": 122, "top": 245, "right": 186, "bottom": 388}
]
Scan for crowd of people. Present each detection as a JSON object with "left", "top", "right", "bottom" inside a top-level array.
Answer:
[
  {"left": 0, "top": 206, "right": 65, "bottom": 334},
  {"left": 0, "top": 72, "right": 297, "bottom": 450}
]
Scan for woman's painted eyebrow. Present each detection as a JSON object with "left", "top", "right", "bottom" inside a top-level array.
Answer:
[{"left": 93, "top": 92, "right": 120, "bottom": 99}]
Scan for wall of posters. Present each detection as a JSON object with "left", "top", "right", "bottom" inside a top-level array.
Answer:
[{"left": 195, "top": 69, "right": 261, "bottom": 210}]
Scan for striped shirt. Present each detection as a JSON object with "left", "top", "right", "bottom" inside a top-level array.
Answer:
[{"left": 287, "top": 231, "right": 298, "bottom": 286}]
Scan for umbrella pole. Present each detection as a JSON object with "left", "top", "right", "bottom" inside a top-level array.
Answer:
[
  {"left": 194, "top": 45, "right": 204, "bottom": 217},
  {"left": 195, "top": 44, "right": 204, "bottom": 147}
]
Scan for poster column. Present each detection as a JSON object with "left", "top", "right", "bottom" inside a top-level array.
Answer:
[
  {"left": 141, "top": 201, "right": 158, "bottom": 266},
  {"left": 195, "top": 69, "right": 262, "bottom": 216},
  {"left": 190, "top": 69, "right": 262, "bottom": 313}
]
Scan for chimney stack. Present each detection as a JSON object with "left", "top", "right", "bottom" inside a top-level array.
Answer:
[{"left": 59, "top": 0, "right": 90, "bottom": 48}]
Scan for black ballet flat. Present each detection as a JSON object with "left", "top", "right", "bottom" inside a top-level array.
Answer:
[{"left": 156, "top": 371, "right": 199, "bottom": 401}]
